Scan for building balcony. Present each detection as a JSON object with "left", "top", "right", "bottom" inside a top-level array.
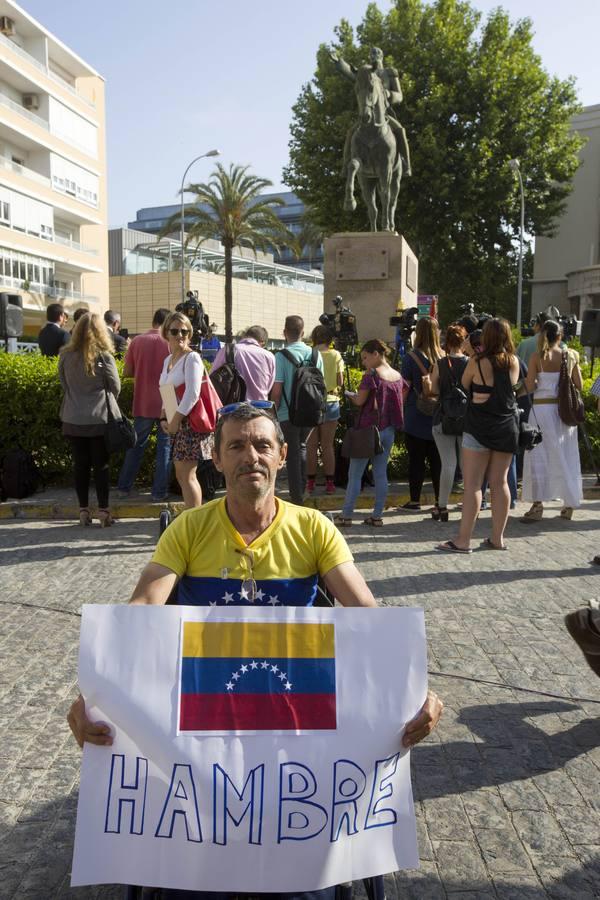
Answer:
[
  {"left": 0, "top": 31, "right": 95, "bottom": 110},
  {"left": 0, "top": 91, "right": 97, "bottom": 160},
  {"left": 0, "top": 152, "right": 51, "bottom": 188},
  {"left": 0, "top": 271, "right": 99, "bottom": 303}
]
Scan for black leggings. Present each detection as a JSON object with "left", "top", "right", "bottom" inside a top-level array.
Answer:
[
  {"left": 404, "top": 432, "right": 441, "bottom": 504},
  {"left": 68, "top": 436, "right": 110, "bottom": 509}
]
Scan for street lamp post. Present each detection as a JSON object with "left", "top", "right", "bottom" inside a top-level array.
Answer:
[
  {"left": 180, "top": 150, "right": 220, "bottom": 301},
  {"left": 509, "top": 158, "right": 525, "bottom": 330}
]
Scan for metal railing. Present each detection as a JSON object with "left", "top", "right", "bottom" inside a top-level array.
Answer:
[
  {"left": 0, "top": 90, "right": 49, "bottom": 130},
  {"left": 0, "top": 32, "right": 96, "bottom": 109},
  {"left": 54, "top": 234, "right": 98, "bottom": 255},
  {"left": 0, "top": 273, "right": 99, "bottom": 303},
  {"left": 0, "top": 154, "right": 51, "bottom": 188}
]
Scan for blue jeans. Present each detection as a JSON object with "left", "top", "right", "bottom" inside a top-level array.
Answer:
[
  {"left": 342, "top": 425, "right": 395, "bottom": 518},
  {"left": 117, "top": 416, "right": 171, "bottom": 498}
]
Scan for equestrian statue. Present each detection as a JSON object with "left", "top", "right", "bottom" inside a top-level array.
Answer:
[{"left": 330, "top": 47, "right": 412, "bottom": 233}]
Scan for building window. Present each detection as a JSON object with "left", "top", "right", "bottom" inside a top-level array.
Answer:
[
  {"left": 0, "top": 202, "right": 10, "bottom": 224},
  {"left": 41, "top": 224, "right": 53, "bottom": 240}
]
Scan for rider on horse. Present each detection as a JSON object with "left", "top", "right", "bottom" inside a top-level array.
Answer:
[{"left": 330, "top": 46, "right": 412, "bottom": 177}]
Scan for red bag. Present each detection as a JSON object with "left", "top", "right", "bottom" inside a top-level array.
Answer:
[{"left": 175, "top": 358, "right": 220, "bottom": 434}]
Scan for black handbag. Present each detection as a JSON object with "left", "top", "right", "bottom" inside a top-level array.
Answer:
[
  {"left": 341, "top": 379, "right": 383, "bottom": 459},
  {"left": 518, "top": 388, "right": 542, "bottom": 452},
  {"left": 99, "top": 359, "right": 137, "bottom": 455},
  {"left": 441, "top": 357, "right": 468, "bottom": 435}
]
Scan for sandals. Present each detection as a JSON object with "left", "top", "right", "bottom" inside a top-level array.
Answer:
[
  {"left": 79, "top": 507, "right": 91, "bottom": 526},
  {"left": 480, "top": 538, "right": 508, "bottom": 551},
  {"left": 436, "top": 540, "right": 472, "bottom": 554},
  {"left": 98, "top": 508, "right": 116, "bottom": 528},
  {"left": 333, "top": 515, "right": 352, "bottom": 528},
  {"left": 363, "top": 516, "right": 383, "bottom": 527},
  {"left": 402, "top": 501, "right": 421, "bottom": 510},
  {"left": 520, "top": 502, "right": 543, "bottom": 523},
  {"left": 560, "top": 507, "right": 574, "bottom": 520},
  {"left": 431, "top": 506, "right": 449, "bottom": 522}
]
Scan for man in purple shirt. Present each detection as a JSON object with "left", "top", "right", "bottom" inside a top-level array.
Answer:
[{"left": 210, "top": 325, "right": 275, "bottom": 401}]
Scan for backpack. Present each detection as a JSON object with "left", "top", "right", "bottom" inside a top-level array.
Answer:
[
  {"left": 280, "top": 347, "right": 327, "bottom": 427},
  {"left": 209, "top": 343, "right": 246, "bottom": 406},
  {"left": 440, "top": 357, "right": 468, "bottom": 435},
  {"left": 1, "top": 448, "right": 40, "bottom": 500}
]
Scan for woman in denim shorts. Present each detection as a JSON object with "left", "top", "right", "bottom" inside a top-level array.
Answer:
[{"left": 306, "top": 325, "right": 345, "bottom": 495}]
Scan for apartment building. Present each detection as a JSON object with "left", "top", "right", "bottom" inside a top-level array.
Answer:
[{"left": 0, "top": 0, "right": 107, "bottom": 335}]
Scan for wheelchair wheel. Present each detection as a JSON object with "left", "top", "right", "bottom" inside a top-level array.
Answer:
[{"left": 159, "top": 509, "right": 172, "bottom": 536}]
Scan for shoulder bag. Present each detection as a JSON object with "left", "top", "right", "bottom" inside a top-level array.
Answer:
[
  {"left": 179, "top": 354, "right": 221, "bottom": 434},
  {"left": 409, "top": 351, "right": 437, "bottom": 416},
  {"left": 99, "top": 359, "right": 137, "bottom": 455},
  {"left": 440, "top": 357, "right": 468, "bottom": 435},
  {"left": 558, "top": 351, "right": 585, "bottom": 427},
  {"left": 341, "top": 376, "right": 383, "bottom": 459}
]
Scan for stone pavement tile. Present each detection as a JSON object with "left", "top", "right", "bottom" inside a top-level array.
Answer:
[
  {"left": 475, "top": 826, "right": 536, "bottom": 875},
  {"left": 538, "top": 863, "right": 599, "bottom": 900},
  {"left": 532, "top": 770, "right": 587, "bottom": 808},
  {"left": 392, "top": 862, "right": 446, "bottom": 899},
  {"left": 462, "top": 789, "right": 515, "bottom": 830},
  {"left": 0, "top": 863, "right": 25, "bottom": 900},
  {"left": 512, "top": 809, "right": 577, "bottom": 863},
  {"left": 422, "top": 796, "right": 473, "bottom": 842},
  {"left": 498, "top": 780, "right": 549, "bottom": 812},
  {"left": 553, "top": 806, "right": 600, "bottom": 846},
  {"left": 414, "top": 809, "right": 435, "bottom": 862},
  {"left": 431, "top": 839, "right": 489, "bottom": 887},
  {"left": 492, "top": 875, "right": 547, "bottom": 898}
]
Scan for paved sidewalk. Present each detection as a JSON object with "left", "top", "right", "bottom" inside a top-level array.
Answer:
[{"left": 0, "top": 498, "right": 599, "bottom": 898}]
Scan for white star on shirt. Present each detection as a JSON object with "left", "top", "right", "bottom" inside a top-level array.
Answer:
[
  {"left": 250, "top": 660, "right": 258, "bottom": 669},
  {"left": 232, "top": 671, "right": 240, "bottom": 680},
  {"left": 209, "top": 601, "right": 217, "bottom": 607},
  {"left": 222, "top": 592, "right": 235, "bottom": 604},
  {"left": 226, "top": 681, "right": 234, "bottom": 691},
  {"left": 268, "top": 595, "right": 280, "bottom": 606},
  {"left": 271, "top": 664, "right": 279, "bottom": 673},
  {"left": 239, "top": 586, "right": 249, "bottom": 600},
  {"left": 261, "top": 660, "right": 269, "bottom": 669},
  {"left": 284, "top": 682, "right": 292, "bottom": 691},
  {"left": 240, "top": 665, "right": 249, "bottom": 674},
  {"left": 255, "top": 589, "right": 265, "bottom": 601},
  {"left": 278, "top": 672, "right": 286, "bottom": 681}
]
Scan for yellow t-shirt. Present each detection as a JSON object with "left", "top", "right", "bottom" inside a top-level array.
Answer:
[
  {"left": 320, "top": 348, "right": 344, "bottom": 403},
  {"left": 152, "top": 497, "right": 353, "bottom": 606}
]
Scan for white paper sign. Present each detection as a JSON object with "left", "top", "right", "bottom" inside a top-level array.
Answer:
[
  {"left": 72, "top": 606, "right": 427, "bottom": 892},
  {"left": 159, "top": 383, "right": 179, "bottom": 424}
]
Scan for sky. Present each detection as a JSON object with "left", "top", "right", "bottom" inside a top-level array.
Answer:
[{"left": 20, "top": 0, "right": 600, "bottom": 229}]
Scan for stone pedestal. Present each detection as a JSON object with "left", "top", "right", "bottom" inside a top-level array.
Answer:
[{"left": 323, "top": 232, "right": 418, "bottom": 344}]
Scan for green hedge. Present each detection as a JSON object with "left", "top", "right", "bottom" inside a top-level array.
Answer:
[
  {"left": 0, "top": 354, "right": 155, "bottom": 484},
  {"left": 0, "top": 352, "right": 597, "bottom": 486}
]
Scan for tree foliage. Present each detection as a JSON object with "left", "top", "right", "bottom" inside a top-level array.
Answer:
[
  {"left": 283, "top": 0, "right": 583, "bottom": 322},
  {"left": 160, "top": 164, "right": 295, "bottom": 341}
]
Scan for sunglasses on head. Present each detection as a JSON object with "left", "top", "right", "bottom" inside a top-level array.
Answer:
[
  {"left": 169, "top": 328, "right": 190, "bottom": 337},
  {"left": 217, "top": 400, "right": 275, "bottom": 417}
]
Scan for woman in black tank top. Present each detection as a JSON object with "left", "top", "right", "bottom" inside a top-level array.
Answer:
[{"left": 438, "top": 318, "right": 519, "bottom": 553}]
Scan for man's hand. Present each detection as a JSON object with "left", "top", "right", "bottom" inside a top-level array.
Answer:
[
  {"left": 402, "top": 690, "right": 443, "bottom": 748},
  {"left": 67, "top": 694, "right": 113, "bottom": 748}
]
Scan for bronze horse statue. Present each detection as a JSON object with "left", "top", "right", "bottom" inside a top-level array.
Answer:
[{"left": 344, "top": 65, "right": 403, "bottom": 232}]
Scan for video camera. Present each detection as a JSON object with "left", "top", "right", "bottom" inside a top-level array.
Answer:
[
  {"left": 456, "top": 303, "right": 493, "bottom": 334},
  {"left": 521, "top": 307, "right": 579, "bottom": 340},
  {"left": 176, "top": 291, "right": 210, "bottom": 348},
  {"left": 319, "top": 295, "right": 359, "bottom": 352},
  {"left": 389, "top": 306, "right": 418, "bottom": 343}
]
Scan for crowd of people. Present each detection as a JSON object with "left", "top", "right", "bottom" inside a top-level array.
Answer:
[{"left": 50, "top": 303, "right": 589, "bottom": 542}]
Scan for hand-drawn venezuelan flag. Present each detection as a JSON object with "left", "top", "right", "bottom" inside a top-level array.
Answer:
[{"left": 179, "top": 621, "right": 336, "bottom": 731}]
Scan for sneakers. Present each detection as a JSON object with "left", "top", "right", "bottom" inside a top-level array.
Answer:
[
  {"left": 306, "top": 479, "right": 315, "bottom": 495},
  {"left": 325, "top": 479, "right": 335, "bottom": 495}
]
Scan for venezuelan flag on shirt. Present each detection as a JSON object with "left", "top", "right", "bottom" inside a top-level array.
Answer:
[{"left": 179, "top": 621, "right": 336, "bottom": 731}]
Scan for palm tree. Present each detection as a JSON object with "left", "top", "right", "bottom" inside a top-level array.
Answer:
[
  {"left": 295, "top": 214, "right": 325, "bottom": 269},
  {"left": 160, "top": 163, "right": 295, "bottom": 342}
]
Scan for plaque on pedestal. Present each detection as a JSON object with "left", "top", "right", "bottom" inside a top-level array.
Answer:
[{"left": 323, "top": 233, "right": 418, "bottom": 343}]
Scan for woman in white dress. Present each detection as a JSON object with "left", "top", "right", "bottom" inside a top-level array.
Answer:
[{"left": 521, "top": 319, "right": 583, "bottom": 521}]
